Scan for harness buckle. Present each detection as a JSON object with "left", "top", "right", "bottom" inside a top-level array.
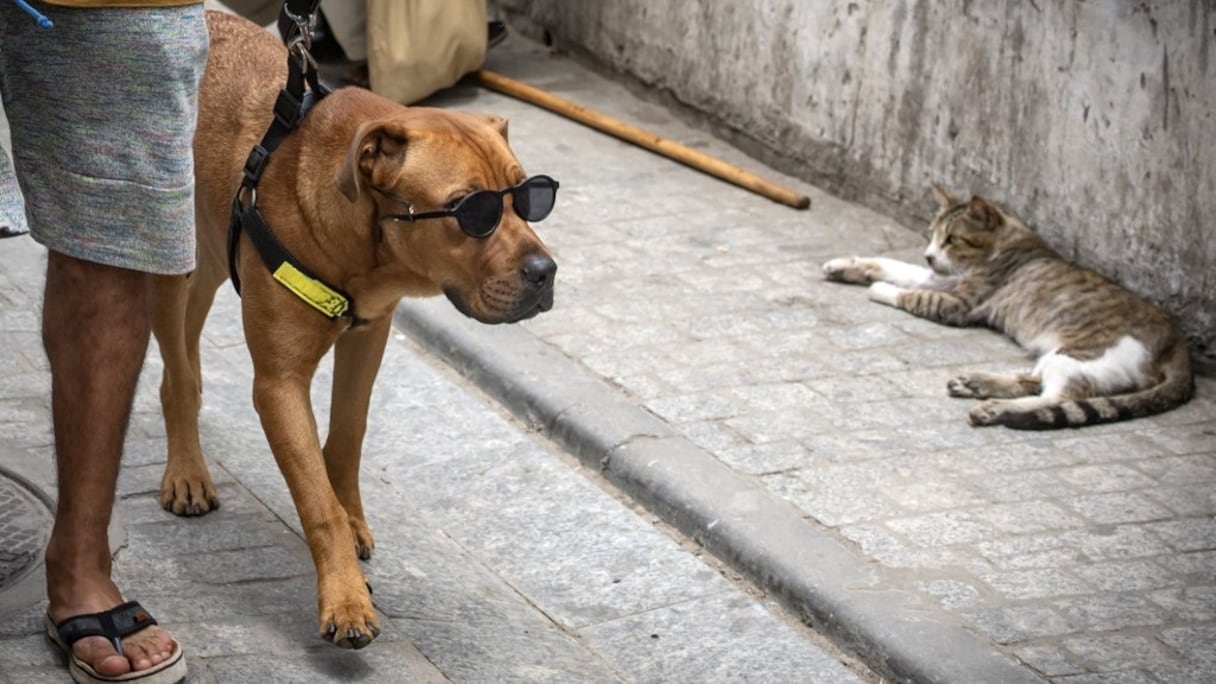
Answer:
[
  {"left": 242, "top": 145, "right": 271, "bottom": 187},
  {"left": 235, "top": 184, "right": 256, "bottom": 211}
]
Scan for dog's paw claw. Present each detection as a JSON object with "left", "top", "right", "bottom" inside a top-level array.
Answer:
[
  {"left": 158, "top": 484, "right": 220, "bottom": 516},
  {"left": 349, "top": 517, "right": 375, "bottom": 561},
  {"left": 318, "top": 584, "right": 380, "bottom": 649},
  {"left": 158, "top": 475, "right": 220, "bottom": 518},
  {"left": 325, "top": 620, "right": 376, "bottom": 647}
]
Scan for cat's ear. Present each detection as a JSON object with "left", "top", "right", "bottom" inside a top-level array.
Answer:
[
  {"left": 967, "top": 196, "right": 1003, "bottom": 230},
  {"left": 931, "top": 183, "right": 958, "bottom": 210}
]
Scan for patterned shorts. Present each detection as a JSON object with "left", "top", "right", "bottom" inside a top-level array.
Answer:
[{"left": 0, "top": 1, "right": 208, "bottom": 275}]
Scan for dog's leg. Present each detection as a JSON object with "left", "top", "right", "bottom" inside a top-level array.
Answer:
[
  {"left": 246, "top": 317, "right": 380, "bottom": 649},
  {"left": 253, "top": 371, "right": 380, "bottom": 648},
  {"left": 154, "top": 272, "right": 221, "bottom": 516},
  {"left": 324, "top": 316, "right": 392, "bottom": 561}
]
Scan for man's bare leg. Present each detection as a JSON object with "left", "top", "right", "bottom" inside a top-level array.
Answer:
[{"left": 42, "top": 252, "right": 177, "bottom": 677}]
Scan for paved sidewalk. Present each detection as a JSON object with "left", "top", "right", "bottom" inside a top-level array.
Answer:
[
  {"left": 0, "top": 233, "right": 871, "bottom": 682},
  {"left": 387, "top": 33, "right": 1216, "bottom": 684}
]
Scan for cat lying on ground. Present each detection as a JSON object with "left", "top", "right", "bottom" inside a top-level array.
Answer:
[{"left": 822, "top": 184, "right": 1193, "bottom": 429}]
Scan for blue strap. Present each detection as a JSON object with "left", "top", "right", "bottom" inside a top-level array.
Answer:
[{"left": 12, "top": 0, "right": 53, "bottom": 28}]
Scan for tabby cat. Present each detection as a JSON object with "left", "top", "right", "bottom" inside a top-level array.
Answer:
[{"left": 822, "top": 184, "right": 1193, "bottom": 429}]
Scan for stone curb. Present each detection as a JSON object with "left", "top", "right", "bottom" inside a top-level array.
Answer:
[{"left": 394, "top": 298, "right": 1043, "bottom": 684}]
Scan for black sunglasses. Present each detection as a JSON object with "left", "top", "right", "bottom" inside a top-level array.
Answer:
[{"left": 378, "top": 175, "right": 559, "bottom": 239}]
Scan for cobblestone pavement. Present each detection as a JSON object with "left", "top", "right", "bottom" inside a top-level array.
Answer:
[
  {"left": 0, "top": 232, "right": 872, "bottom": 682},
  {"left": 388, "top": 35, "right": 1215, "bottom": 684}
]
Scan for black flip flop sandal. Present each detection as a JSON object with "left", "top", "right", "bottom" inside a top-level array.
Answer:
[{"left": 44, "top": 601, "right": 187, "bottom": 684}]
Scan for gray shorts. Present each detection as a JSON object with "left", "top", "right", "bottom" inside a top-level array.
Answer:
[{"left": 0, "top": 2, "right": 208, "bottom": 275}]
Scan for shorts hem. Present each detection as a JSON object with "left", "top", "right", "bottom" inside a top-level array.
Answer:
[{"left": 23, "top": 163, "right": 196, "bottom": 275}]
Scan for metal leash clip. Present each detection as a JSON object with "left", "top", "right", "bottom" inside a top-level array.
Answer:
[
  {"left": 282, "top": 6, "right": 317, "bottom": 72},
  {"left": 285, "top": 35, "right": 319, "bottom": 73}
]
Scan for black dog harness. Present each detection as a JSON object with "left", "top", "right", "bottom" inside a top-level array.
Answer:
[{"left": 227, "top": 0, "right": 360, "bottom": 323}]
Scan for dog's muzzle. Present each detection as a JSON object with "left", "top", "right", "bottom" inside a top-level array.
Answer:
[{"left": 445, "top": 252, "right": 557, "bottom": 324}]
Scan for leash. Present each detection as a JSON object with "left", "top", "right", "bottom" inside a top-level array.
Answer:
[
  {"left": 12, "top": 0, "right": 53, "bottom": 28},
  {"left": 227, "top": 0, "right": 360, "bottom": 323}
]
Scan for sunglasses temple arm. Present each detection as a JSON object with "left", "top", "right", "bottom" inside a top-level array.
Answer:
[{"left": 404, "top": 210, "right": 451, "bottom": 221}]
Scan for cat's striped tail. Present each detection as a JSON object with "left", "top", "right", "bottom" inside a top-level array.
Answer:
[{"left": 985, "top": 342, "right": 1194, "bottom": 430}]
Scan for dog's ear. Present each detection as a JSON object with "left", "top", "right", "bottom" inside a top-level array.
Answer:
[
  {"left": 337, "top": 121, "right": 408, "bottom": 201},
  {"left": 483, "top": 114, "right": 508, "bottom": 141}
]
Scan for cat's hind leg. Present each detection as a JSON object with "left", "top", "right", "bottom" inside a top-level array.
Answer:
[
  {"left": 948, "top": 371, "right": 1042, "bottom": 399},
  {"left": 822, "top": 257, "right": 937, "bottom": 288},
  {"left": 967, "top": 352, "right": 1102, "bottom": 427}
]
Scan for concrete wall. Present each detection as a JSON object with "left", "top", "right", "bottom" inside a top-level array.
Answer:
[{"left": 492, "top": 0, "right": 1216, "bottom": 361}]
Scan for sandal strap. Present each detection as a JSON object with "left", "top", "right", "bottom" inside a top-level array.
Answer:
[{"left": 54, "top": 601, "right": 160, "bottom": 656}]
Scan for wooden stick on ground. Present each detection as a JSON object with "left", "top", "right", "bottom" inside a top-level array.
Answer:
[{"left": 474, "top": 69, "right": 811, "bottom": 210}]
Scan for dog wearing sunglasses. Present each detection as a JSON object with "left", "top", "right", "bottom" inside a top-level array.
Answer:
[{"left": 150, "top": 10, "right": 557, "bottom": 649}]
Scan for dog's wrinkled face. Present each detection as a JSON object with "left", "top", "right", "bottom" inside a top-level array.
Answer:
[{"left": 337, "top": 109, "right": 556, "bottom": 324}]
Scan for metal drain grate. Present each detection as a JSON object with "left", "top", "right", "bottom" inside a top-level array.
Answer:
[{"left": 0, "top": 466, "right": 53, "bottom": 594}]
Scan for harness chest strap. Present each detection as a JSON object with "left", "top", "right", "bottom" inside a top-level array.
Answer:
[
  {"left": 226, "top": 90, "right": 354, "bottom": 322},
  {"left": 236, "top": 202, "right": 353, "bottom": 320}
]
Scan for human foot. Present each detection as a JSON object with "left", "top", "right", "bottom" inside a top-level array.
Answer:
[
  {"left": 46, "top": 572, "right": 182, "bottom": 680},
  {"left": 46, "top": 601, "right": 185, "bottom": 683}
]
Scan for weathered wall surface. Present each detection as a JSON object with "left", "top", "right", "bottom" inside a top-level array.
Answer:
[{"left": 492, "top": 0, "right": 1216, "bottom": 360}]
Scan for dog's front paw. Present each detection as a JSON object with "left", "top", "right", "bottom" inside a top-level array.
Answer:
[
  {"left": 159, "top": 468, "right": 219, "bottom": 516},
  {"left": 318, "top": 579, "right": 380, "bottom": 649},
  {"left": 822, "top": 256, "right": 878, "bottom": 284}
]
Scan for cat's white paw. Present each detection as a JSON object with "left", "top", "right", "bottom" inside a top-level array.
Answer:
[
  {"left": 968, "top": 400, "right": 1002, "bottom": 426},
  {"left": 867, "top": 281, "right": 903, "bottom": 306},
  {"left": 823, "top": 257, "right": 872, "bottom": 284},
  {"left": 822, "top": 257, "right": 852, "bottom": 279},
  {"left": 948, "top": 376, "right": 981, "bottom": 398}
]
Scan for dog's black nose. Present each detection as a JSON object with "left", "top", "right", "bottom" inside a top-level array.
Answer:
[{"left": 522, "top": 254, "right": 556, "bottom": 289}]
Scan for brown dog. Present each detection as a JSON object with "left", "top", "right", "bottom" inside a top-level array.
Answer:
[{"left": 151, "top": 11, "right": 556, "bottom": 648}]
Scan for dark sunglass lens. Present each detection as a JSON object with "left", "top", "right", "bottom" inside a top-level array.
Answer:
[
  {"left": 456, "top": 191, "right": 503, "bottom": 237},
  {"left": 514, "top": 177, "right": 557, "bottom": 222}
]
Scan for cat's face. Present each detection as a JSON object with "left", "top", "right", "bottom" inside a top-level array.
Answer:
[{"left": 924, "top": 184, "right": 1006, "bottom": 275}]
